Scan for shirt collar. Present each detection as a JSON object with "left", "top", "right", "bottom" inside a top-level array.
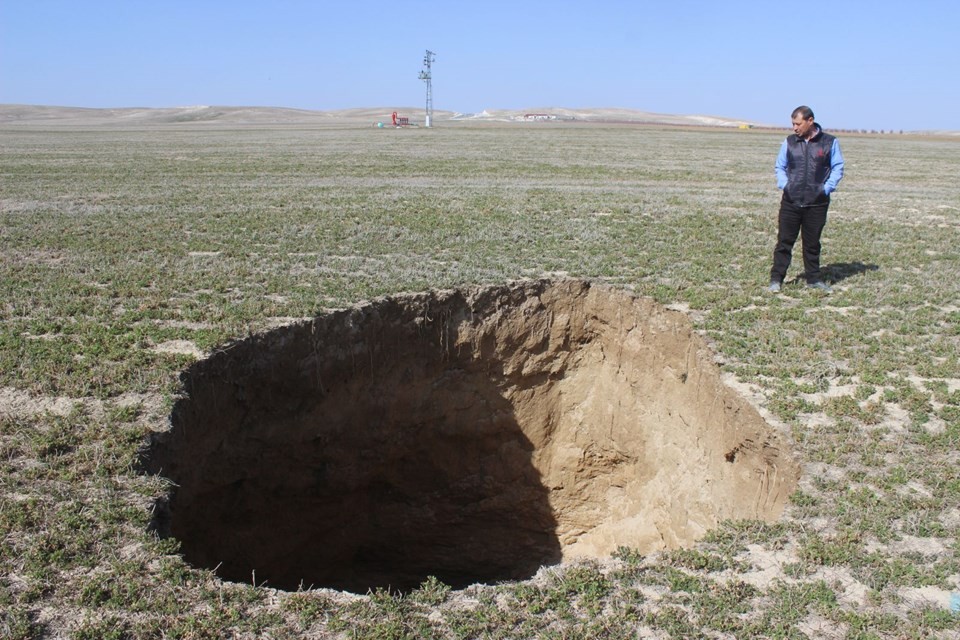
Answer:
[{"left": 802, "top": 124, "right": 822, "bottom": 142}]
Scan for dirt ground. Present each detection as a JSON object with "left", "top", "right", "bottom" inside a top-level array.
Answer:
[{"left": 142, "top": 279, "right": 799, "bottom": 593}]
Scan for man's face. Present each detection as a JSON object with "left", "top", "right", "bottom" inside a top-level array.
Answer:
[{"left": 792, "top": 115, "right": 815, "bottom": 139}]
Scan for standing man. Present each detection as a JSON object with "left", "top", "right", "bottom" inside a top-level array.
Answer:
[{"left": 769, "top": 105, "right": 844, "bottom": 293}]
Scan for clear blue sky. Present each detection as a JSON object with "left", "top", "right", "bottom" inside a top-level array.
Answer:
[{"left": 1, "top": 1, "right": 957, "bottom": 131}]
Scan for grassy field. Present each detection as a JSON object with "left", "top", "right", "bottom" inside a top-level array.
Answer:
[{"left": 1, "top": 121, "right": 959, "bottom": 639}]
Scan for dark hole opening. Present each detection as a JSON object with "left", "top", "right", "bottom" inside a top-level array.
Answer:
[
  {"left": 144, "top": 287, "right": 562, "bottom": 593},
  {"left": 141, "top": 280, "right": 799, "bottom": 594}
]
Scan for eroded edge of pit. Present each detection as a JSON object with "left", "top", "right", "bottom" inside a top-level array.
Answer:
[{"left": 141, "top": 278, "right": 801, "bottom": 593}]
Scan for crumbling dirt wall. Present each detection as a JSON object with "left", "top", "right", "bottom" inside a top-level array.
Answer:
[{"left": 145, "top": 279, "right": 799, "bottom": 593}]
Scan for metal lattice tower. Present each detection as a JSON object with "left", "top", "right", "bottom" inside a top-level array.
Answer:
[{"left": 418, "top": 50, "right": 436, "bottom": 127}]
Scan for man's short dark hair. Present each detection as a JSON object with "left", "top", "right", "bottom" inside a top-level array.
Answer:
[{"left": 792, "top": 105, "right": 814, "bottom": 121}]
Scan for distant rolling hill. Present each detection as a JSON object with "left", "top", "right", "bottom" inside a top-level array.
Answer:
[{"left": 0, "top": 104, "right": 770, "bottom": 129}]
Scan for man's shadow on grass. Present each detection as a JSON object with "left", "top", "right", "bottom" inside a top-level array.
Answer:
[
  {"left": 822, "top": 261, "right": 879, "bottom": 283},
  {"left": 787, "top": 262, "right": 879, "bottom": 285}
]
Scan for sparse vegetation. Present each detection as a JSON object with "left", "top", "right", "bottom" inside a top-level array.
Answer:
[{"left": 1, "top": 120, "right": 959, "bottom": 638}]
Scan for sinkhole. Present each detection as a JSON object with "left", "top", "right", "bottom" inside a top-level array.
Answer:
[{"left": 144, "top": 279, "right": 799, "bottom": 594}]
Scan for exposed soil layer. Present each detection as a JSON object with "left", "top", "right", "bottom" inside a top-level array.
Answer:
[{"left": 144, "top": 279, "right": 799, "bottom": 593}]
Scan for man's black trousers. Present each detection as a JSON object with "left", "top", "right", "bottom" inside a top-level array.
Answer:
[{"left": 771, "top": 196, "right": 829, "bottom": 284}]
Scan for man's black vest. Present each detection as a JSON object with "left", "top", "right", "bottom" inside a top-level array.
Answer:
[{"left": 783, "top": 125, "right": 836, "bottom": 207}]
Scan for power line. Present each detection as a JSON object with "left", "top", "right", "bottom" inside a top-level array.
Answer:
[{"left": 418, "top": 50, "right": 435, "bottom": 128}]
